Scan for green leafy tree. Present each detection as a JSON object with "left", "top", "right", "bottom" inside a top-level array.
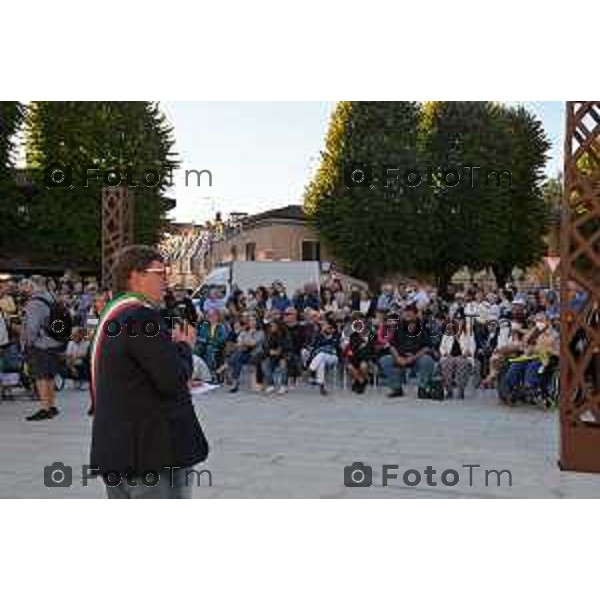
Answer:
[
  {"left": 304, "top": 101, "right": 422, "bottom": 284},
  {"left": 418, "top": 101, "right": 512, "bottom": 290},
  {"left": 542, "top": 174, "right": 563, "bottom": 255},
  {"left": 0, "top": 101, "right": 26, "bottom": 252},
  {"left": 306, "top": 101, "right": 551, "bottom": 290},
  {"left": 489, "top": 105, "right": 550, "bottom": 287},
  {"left": 24, "top": 101, "right": 178, "bottom": 270}
]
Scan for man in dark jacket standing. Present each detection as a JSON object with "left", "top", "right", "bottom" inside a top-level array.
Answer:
[
  {"left": 90, "top": 245, "right": 209, "bottom": 499},
  {"left": 379, "top": 303, "right": 436, "bottom": 399}
]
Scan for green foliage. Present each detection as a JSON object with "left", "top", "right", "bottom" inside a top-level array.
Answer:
[
  {"left": 304, "top": 101, "right": 551, "bottom": 289},
  {"left": 418, "top": 101, "right": 510, "bottom": 287},
  {"left": 305, "top": 101, "right": 421, "bottom": 282},
  {"left": 542, "top": 174, "right": 563, "bottom": 207},
  {"left": 0, "top": 101, "right": 26, "bottom": 251},
  {"left": 0, "top": 101, "right": 25, "bottom": 170},
  {"left": 542, "top": 174, "right": 563, "bottom": 255},
  {"left": 22, "top": 101, "right": 178, "bottom": 270},
  {"left": 490, "top": 105, "right": 550, "bottom": 285}
]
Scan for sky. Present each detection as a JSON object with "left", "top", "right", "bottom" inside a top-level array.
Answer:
[
  {"left": 14, "top": 101, "right": 565, "bottom": 224},
  {"left": 160, "top": 101, "right": 335, "bottom": 223},
  {"left": 161, "top": 101, "right": 565, "bottom": 224}
]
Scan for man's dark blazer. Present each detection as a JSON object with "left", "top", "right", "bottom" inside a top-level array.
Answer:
[{"left": 90, "top": 303, "right": 209, "bottom": 475}]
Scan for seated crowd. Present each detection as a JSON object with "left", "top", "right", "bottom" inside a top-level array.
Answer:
[
  {"left": 1, "top": 274, "right": 573, "bottom": 401},
  {"left": 167, "top": 279, "right": 564, "bottom": 400},
  {"left": 0, "top": 277, "right": 109, "bottom": 391}
]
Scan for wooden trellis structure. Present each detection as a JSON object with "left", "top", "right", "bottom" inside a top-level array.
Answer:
[
  {"left": 101, "top": 186, "right": 134, "bottom": 290},
  {"left": 560, "top": 101, "right": 600, "bottom": 472}
]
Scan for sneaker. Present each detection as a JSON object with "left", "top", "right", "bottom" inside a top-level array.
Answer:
[
  {"left": 319, "top": 384, "right": 328, "bottom": 396},
  {"left": 417, "top": 387, "right": 431, "bottom": 400},
  {"left": 352, "top": 379, "right": 369, "bottom": 394},
  {"left": 25, "top": 408, "right": 53, "bottom": 421},
  {"left": 265, "top": 386, "right": 276, "bottom": 394},
  {"left": 387, "top": 388, "right": 404, "bottom": 398},
  {"left": 229, "top": 385, "right": 239, "bottom": 394},
  {"left": 48, "top": 406, "right": 59, "bottom": 416},
  {"left": 277, "top": 386, "right": 288, "bottom": 395}
]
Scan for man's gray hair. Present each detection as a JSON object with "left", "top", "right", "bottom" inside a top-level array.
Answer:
[{"left": 30, "top": 275, "right": 48, "bottom": 292}]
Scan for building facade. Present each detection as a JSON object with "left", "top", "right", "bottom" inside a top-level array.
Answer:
[{"left": 206, "top": 205, "right": 332, "bottom": 270}]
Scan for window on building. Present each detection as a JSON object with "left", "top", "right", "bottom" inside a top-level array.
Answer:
[
  {"left": 245, "top": 242, "right": 256, "bottom": 261},
  {"left": 231, "top": 245, "right": 237, "bottom": 260},
  {"left": 302, "top": 240, "right": 321, "bottom": 261}
]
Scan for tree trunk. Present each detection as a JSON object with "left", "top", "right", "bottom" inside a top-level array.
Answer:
[
  {"left": 492, "top": 264, "right": 512, "bottom": 289},
  {"left": 435, "top": 269, "right": 454, "bottom": 297}
]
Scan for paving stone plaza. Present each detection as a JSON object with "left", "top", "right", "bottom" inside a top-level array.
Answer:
[{"left": 2, "top": 383, "right": 600, "bottom": 498}]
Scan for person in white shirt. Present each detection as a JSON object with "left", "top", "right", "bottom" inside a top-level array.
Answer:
[
  {"left": 465, "top": 289, "right": 484, "bottom": 321},
  {"left": 487, "top": 293, "right": 501, "bottom": 321},
  {"left": 449, "top": 292, "right": 466, "bottom": 320},
  {"left": 84, "top": 292, "right": 109, "bottom": 338},
  {"left": 439, "top": 317, "right": 477, "bottom": 399},
  {"left": 358, "top": 289, "right": 372, "bottom": 315}
]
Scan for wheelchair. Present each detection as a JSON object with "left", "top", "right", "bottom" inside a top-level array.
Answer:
[{"left": 497, "top": 354, "right": 559, "bottom": 409}]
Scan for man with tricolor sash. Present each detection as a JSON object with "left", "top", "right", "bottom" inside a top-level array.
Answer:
[{"left": 89, "top": 246, "right": 209, "bottom": 499}]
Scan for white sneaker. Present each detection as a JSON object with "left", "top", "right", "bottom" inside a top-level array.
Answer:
[
  {"left": 277, "top": 386, "right": 288, "bottom": 395},
  {"left": 265, "top": 386, "right": 276, "bottom": 394}
]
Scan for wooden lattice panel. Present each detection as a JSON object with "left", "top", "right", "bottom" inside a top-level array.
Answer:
[
  {"left": 101, "top": 186, "right": 134, "bottom": 290},
  {"left": 560, "top": 101, "right": 600, "bottom": 472}
]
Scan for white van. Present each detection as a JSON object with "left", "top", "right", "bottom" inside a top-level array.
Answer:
[{"left": 193, "top": 261, "right": 321, "bottom": 300}]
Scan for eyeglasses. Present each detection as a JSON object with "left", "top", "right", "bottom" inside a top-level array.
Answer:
[{"left": 144, "top": 267, "right": 170, "bottom": 277}]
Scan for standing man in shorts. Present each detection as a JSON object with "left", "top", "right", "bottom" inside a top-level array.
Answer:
[{"left": 21, "top": 276, "right": 66, "bottom": 421}]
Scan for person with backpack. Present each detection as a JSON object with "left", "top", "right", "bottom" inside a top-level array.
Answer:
[{"left": 21, "top": 275, "right": 72, "bottom": 421}]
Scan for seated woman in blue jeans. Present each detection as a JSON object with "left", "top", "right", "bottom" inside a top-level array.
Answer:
[
  {"left": 261, "top": 320, "right": 292, "bottom": 395},
  {"left": 196, "top": 308, "right": 229, "bottom": 380},
  {"left": 227, "top": 314, "right": 264, "bottom": 393}
]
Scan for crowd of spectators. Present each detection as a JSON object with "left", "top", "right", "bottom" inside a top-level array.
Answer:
[
  {"left": 2, "top": 270, "right": 594, "bottom": 407},
  {"left": 166, "top": 278, "right": 566, "bottom": 399}
]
